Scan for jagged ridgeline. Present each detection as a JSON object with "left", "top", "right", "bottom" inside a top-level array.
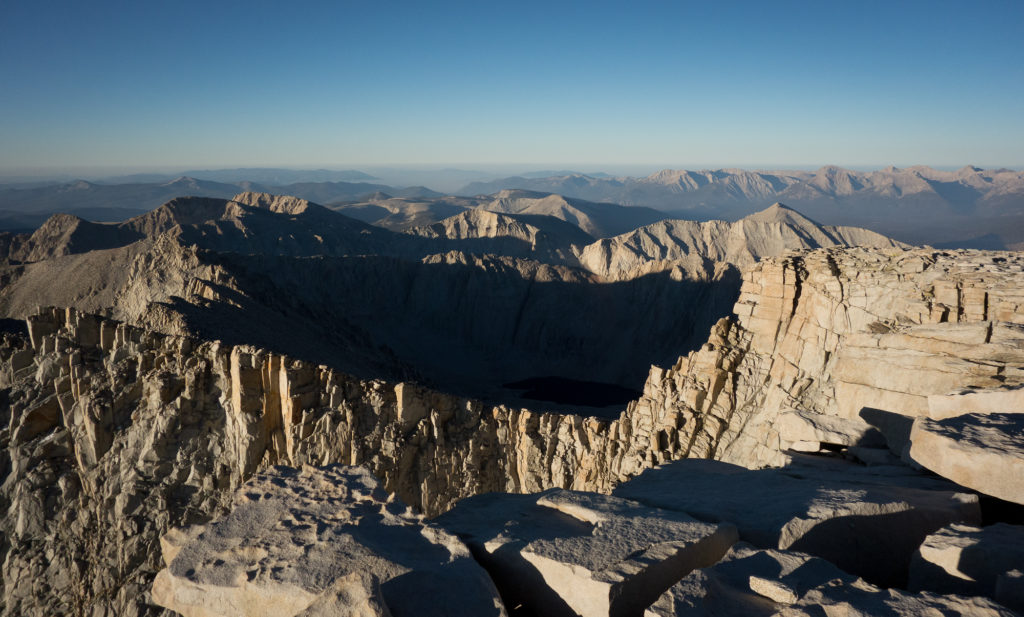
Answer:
[
  {"left": 3, "top": 233, "right": 1023, "bottom": 615},
  {"left": 0, "top": 192, "right": 901, "bottom": 413}
]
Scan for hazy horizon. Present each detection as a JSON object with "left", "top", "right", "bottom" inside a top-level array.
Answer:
[{"left": 1, "top": 162, "right": 1020, "bottom": 185}]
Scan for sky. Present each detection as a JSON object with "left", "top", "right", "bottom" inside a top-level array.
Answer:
[{"left": 1, "top": 0, "right": 1022, "bottom": 175}]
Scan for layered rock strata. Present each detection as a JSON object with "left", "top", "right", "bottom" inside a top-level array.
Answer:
[{"left": 624, "top": 247, "right": 1024, "bottom": 470}]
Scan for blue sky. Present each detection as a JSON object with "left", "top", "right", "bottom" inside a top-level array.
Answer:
[{"left": 1, "top": 0, "right": 1022, "bottom": 174}]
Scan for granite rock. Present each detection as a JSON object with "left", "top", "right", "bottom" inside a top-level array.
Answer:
[
  {"left": 151, "top": 465, "right": 505, "bottom": 617},
  {"left": 435, "top": 489, "right": 738, "bottom": 617},
  {"left": 909, "top": 413, "right": 1024, "bottom": 505},
  {"left": 909, "top": 523, "right": 1024, "bottom": 598},
  {"left": 613, "top": 459, "right": 980, "bottom": 587},
  {"left": 645, "top": 544, "right": 1017, "bottom": 617}
]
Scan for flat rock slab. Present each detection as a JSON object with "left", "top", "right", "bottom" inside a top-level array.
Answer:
[
  {"left": 909, "top": 413, "right": 1024, "bottom": 505},
  {"left": 435, "top": 488, "right": 738, "bottom": 617},
  {"left": 612, "top": 459, "right": 980, "bottom": 588},
  {"left": 151, "top": 465, "right": 505, "bottom": 617},
  {"left": 928, "top": 384, "right": 1024, "bottom": 420},
  {"left": 646, "top": 543, "right": 1017, "bottom": 617},
  {"left": 910, "top": 523, "right": 1024, "bottom": 598}
]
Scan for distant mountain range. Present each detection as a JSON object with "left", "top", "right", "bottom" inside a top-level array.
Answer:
[
  {"left": 332, "top": 189, "right": 670, "bottom": 238},
  {"left": 95, "top": 167, "right": 380, "bottom": 185},
  {"left": 2, "top": 165, "right": 1021, "bottom": 248},
  {"left": 460, "top": 166, "right": 1024, "bottom": 249},
  {"left": 0, "top": 176, "right": 441, "bottom": 230}
]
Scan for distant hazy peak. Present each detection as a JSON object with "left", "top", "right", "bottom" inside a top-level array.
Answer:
[
  {"left": 231, "top": 191, "right": 318, "bottom": 215},
  {"left": 492, "top": 188, "right": 554, "bottom": 200}
]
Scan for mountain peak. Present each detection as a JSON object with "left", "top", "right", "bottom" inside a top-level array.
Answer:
[{"left": 742, "top": 202, "right": 815, "bottom": 225}]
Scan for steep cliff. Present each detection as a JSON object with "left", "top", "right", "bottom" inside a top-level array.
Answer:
[{"left": 625, "top": 247, "right": 1024, "bottom": 470}]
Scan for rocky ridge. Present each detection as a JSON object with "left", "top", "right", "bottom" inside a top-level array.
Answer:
[
  {"left": 0, "top": 195, "right": 904, "bottom": 406},
  {"left": 579, "top": 203, "right": 903, "bottom": 279},
  {"left": 3, "top": 244, "right": 1024, "bottom": 615}
]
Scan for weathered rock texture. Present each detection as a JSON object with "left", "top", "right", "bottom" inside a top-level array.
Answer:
[
  {"left": 645, "top": 543, "right": 1017, "bottom": 617},
  {"left": 434, "top": 489, "right": 737, "bottom": 617},
  {"left": 612, "top": 459, "right": 980, "bottom": 588},
  {"left": 623, "top": 247, "right": 1024, "bottom": 471},
  {"left": 151, "top": 465, "right": 504, "bottom": 617},
  {"left": 3, "top": 246, "right": 1024, "bottom": 616}
]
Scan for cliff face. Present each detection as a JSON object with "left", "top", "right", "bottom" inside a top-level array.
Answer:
[
  {"left": 3, "top": 246, "right": 1023, "bottom": 616},
  {"left": 626, "top": 247, "right": 1024, "bottom": 470}
]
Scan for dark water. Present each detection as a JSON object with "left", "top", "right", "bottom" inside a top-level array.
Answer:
[{"left": 503, "top": 376, "right": 642, "bottom": 408}]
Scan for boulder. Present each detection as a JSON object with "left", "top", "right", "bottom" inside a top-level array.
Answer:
[
  {"left": 776, "top": 410, "right": 885, "bottom": 449},
  {"left": 909, "top": 523, "right": 1024, "bottom": 597},
  {"left": 928, "top": 384, "right": 1024, "bottom": 420},
  {"left": 645, "top": 544, "right": 1017, "bottom": 617},
  {"left": 151, "top": 465, "right": 505, "bottom": 617},
  {"left": 858, "top": 407, "right": 916, "bottom": 458},
  {"left": 909, "top": 413, "right": 1024, "bottom": 504},
  {"left": 613, "top": 459, "right": 980, "bottom": 587},
  {"left": 435, "top": 489, "right": 738, "bottom": 617}
]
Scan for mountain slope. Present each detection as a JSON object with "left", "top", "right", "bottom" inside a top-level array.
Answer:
[
  {"left": 406, "top": 208, "right": 595, "bottom": 264},
  {"left": 0, "top": 194, "right": 904, "bottom": 409},
  {"left": 477, "top": 189, "right": 669, "bottom": 238},
  {"left": 580, "top": 203, "right": 905, "bottom": 278}
]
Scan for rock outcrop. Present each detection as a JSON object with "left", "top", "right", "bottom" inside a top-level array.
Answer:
[
  {"left": 151, "top": 465, "right": 505, "bottom": 617},
  {"left": 908, "top": 413, "right": 1024, "bottom": 505},
  {"left": 612, "top": 459, "right": 980, "bottom": 588},
  {"left": 434, "top": 489, "right": 737, "bottom": 617},
  {"left": 622, "top": 247, "right": 1024, "bottom": 471},
  {"left": 154, "top": 463, "right": 1017, "bottom": 617},
  {"left": 645, "top": 543, "right": 1017, "bottom": 617},
  {"left": 909, "top": 523, "right": 1024, "bottom": 599}
]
